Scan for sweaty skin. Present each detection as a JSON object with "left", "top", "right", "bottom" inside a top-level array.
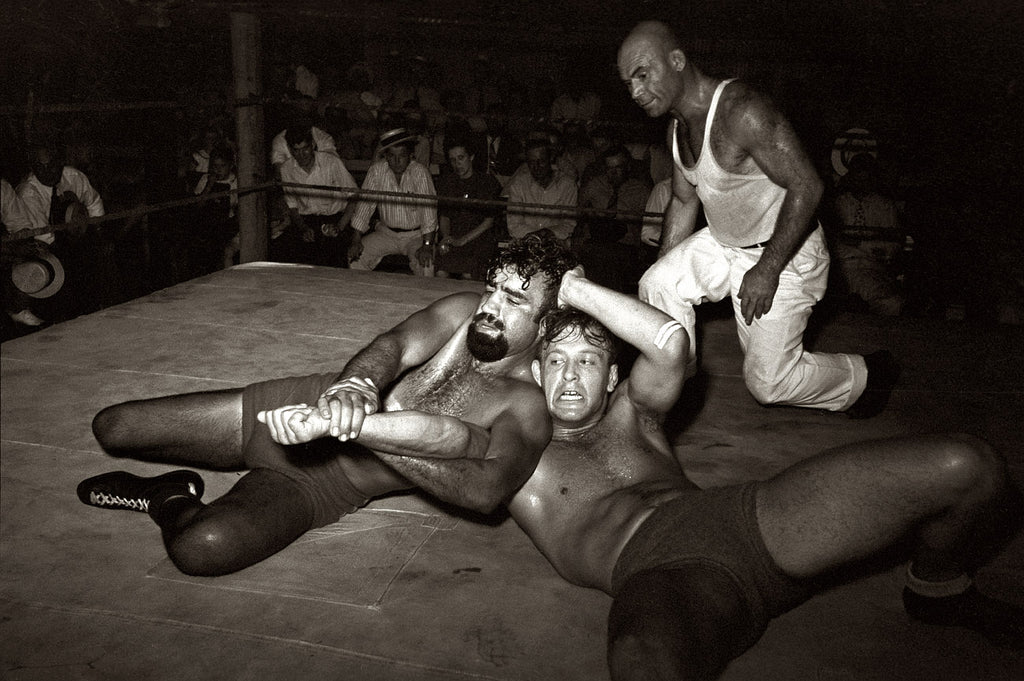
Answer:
[
  {"left": 260, "top": 268, "right": 555, "bottom": 513},
  {"left": 509, "top": 269, "right": 692, "bottom": 591}
]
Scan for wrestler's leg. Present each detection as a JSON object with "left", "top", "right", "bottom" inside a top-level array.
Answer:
[
  {"left": 607, "top": 566, "right": 754, "bottom": 681},
  {"left": 92, "top": 389, "right": 244, "bottom": 469},
  {"left": 756, "top": 433, "right": 1023, "bottom": 646},
  {"left": 755, "top": 433, "right": 1014, "bottom": 576},
  {"left": 157, "top": 467, "right": 317, "bottom": 576}
]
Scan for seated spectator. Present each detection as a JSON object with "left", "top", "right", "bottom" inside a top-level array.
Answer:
[
  {"left": 580, "top": 126, "right": 619, "bottom": 187},
  {"left": 640, "top": 178, "right": 672, "bottom": 248},
  {"left": 270, "top": 122, "right": 337, "bottom": 170},
  {"left": 16, "top": 137, "right": 107, "bottom": 321},
  {"left": 640, "top": 177, "right": 672, "bottom": 271},
  {"left": 549, "top": 85, "right": 601, "bottom": 131},
  {"left": 318, "top": 64, "right": 380, "bottom": 160},
  {"left": 277, "top": 124, "right": 359, "bottom": 267},
  {"left": 504, "top": 139, "right": 577, "bottom": 244},
  {"left": 185, "top": 125, "right": 229, "bottom": 194},
  {"left": 348, "top": 128, "right": 438, "bottom": 275},
  {"left": 576, "top": 145, "right": 652, "bottom": 291},
  {"left": 482, "top": 103, "right": 522, "bottom": 186},
  {"left": 560, "top": 122, "right": 596, "bottom": 186},
  {"left": 369, "top": 112, "right": 432, "bottom": 169},
  {"left": 435, "top": 141, "right": 502, "bottom": 280},
  {"left": 2, "top": 177, "right": 45, "bottom": 329},
  {"left": 578, "top": 145, "right": 651, "bottom": 247},
  {"left": 830, "top": 153, "right": 905, "bottom": 316},
  {"left": 192, "top": 145, "right": 239, "bottom": 272}
]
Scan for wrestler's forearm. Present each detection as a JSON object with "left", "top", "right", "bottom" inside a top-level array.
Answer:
[
  {"left": 359, "top": 411, "right": 490, "bottom": 460},
  {"left": 560, "top": 272, "right": 683, "bottom": 361}
]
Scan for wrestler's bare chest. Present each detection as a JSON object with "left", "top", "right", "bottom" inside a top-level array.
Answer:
[
  {"left": 383, "top": 327, "right": 510, "bottom": 423},
  {"left": 388, "top": 355, "right": 499, "bottom": 419}
]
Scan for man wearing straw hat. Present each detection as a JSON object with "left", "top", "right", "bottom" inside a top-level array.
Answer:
[{"left": 348, "top": 127, "right": 439, "bottom": 275}]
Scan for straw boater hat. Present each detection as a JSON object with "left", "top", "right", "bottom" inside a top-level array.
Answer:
[
  {"left": 378, "top": 128, "right": 419, "bottom": 153},
  {"left": 11, "top": 249, "right": 65, "bottom": 299}
]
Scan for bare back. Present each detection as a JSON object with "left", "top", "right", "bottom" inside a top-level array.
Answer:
[{"left": 508, "top": 381, "right": 696, "bottom": 593}]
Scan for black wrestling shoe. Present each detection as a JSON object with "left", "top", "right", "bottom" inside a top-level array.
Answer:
[
  {"left": 903, "top": 586, "right": 1024, "bottom": 649},
  {"left": 846, "top": 350, "right": 901, "bottom": 419},
  {"left": 77, "top": 470, "right": 204, "bottom": 513}
]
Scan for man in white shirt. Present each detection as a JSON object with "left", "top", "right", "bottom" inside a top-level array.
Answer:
[
  {"left": 278, "top": 125, "right": 359, "bottom": 267},
  {"left": 16, "top": 139, "right": 106, "bottom": 320},
  {"left": 270, "top": 125, "right": 337, "bottom": 169},
  {"left": 504, "top": 139, "right": 577, "bottom": 243},
  {"left": 2, "top": 177, "right": 46, "bottom": 327},
  {"left": 348, "top": 128, "right": 438, "bottom": 275},
  {"left": 17, "top": 143, "right": 105, "bottom": 238}
]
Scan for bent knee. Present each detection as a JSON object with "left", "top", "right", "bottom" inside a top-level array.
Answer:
[
  {"left": 929, "top": 434, "right": 1006, "bottom": 496},
  {"left": 166, "top": 521, "right": 248, "bottom": 577},
  {"left": 92, "top": 404, "right": 135, "bottom": 455},
  {"left": 743, "top": 371, "right": 789, "bottom": 406}
]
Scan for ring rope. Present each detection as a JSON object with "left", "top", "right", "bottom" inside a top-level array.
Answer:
[{"left": 2, "top": 181, "right": 665, "bottom": 242}]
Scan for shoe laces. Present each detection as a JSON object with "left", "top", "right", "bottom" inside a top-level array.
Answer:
[{"left": 89, "top": 491, "right": 148, "bottom": 511}]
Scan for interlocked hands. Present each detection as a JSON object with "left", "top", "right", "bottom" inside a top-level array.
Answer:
[{"left": 257, "top": 376, "right": 380, "bottom": 445}]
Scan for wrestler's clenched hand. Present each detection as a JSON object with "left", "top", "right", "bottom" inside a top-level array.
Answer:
[
  {"left": 257, "top": 404, "right": 330, "bottom": 445},
  {"left": 316, "top": 377, "right": 380, "bottom": 441}
]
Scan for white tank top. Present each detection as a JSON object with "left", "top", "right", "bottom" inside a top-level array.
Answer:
[{"left": 672, "top": 79, "right": 785, "bottom": 247}]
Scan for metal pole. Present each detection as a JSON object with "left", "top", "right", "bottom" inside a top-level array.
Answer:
[{"left": 230, "top": 11, "right": 267, "bottom": 262}]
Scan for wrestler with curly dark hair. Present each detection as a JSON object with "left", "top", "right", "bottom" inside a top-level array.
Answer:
[{"left": 80, "top": 236, "right": 576, "bottom": 576}]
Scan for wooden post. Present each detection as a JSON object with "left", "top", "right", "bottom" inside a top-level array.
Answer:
[{"left": 230, "top": 11, "right": 267, "bottom": 262}]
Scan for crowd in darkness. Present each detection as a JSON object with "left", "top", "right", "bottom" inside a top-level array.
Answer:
[{"left": 3, "top": 39, "right": 1022, "bottom": 339}]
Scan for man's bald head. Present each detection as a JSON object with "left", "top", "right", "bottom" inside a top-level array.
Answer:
[
  {"left": 621, "top": 20, "right": 682, "bottom": 58},
  {"left": 618, "top": 21, "right": 690, "bottom": 118}
]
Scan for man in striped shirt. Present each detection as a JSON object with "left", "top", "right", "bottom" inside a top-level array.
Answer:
[{"left": 348, "top": 128, "right": 438, "bottom": 275}]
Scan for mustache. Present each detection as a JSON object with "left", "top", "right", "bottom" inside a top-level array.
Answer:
[{"left": 472, "top": 312, "right": 505, "bottom": 331}]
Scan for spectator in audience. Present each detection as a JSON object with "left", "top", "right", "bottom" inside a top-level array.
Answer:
[
  {"left": 560, "top": 121, "right": 597, "bottom": 186},
  {"left": 504, "top": 139, "right": 577, "bottom": 245},
  {"left": 17, "top": 137, "right": 106, "bottom": 320},
  {"left": 483, "top": 103, "right": 522, "bottom": 186},
  {"left": 830, "top": 153, "right": 905, "bottom": 316},
  {"left": 576, "top": 145, "right": 652, "bottom": 291},
  {"left": 278, "top": 124, "right": 359, "bottom": 267},
  {"left": 348, "top": 128, "right": 438, "bottom": 275},
  {"left": 319, "top": 64, "right": 380, "bottom": 160},
  {"left": 579, "top": 145, "right": 651, "bottom": 248},
  {"left": 192, "top": 144, "right": 240, "bottom": 272},
  {"left": 641, "top": 178, "right": 673, "bottom": 249},
  {"left": 290, "top": 61, "right": 319, "bottom": 100},
  {"left": 2, "top": 177, "right": 46, "bottom": 329},
  {"left": 270, "top": 121, "right": 337, "bottom": 170},
  {"left": 184, "top": 125, "right": 223, "bottom": 193},
  {"left": 581, "top": 126, "right": 620, "bottom": 187},
  {"left": 549, "top": 82, "right": 601, "bottom": 132},
  {"left": 435, "top": 141, "right": 502, "bottom": 280}
]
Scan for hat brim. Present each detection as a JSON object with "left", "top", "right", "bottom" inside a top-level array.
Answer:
[
  {"left": 378, "top": 128, "right": 419, "bottom": 152},
  {"left": 13, "top": 251, "right": 66, "bottom": 299}
]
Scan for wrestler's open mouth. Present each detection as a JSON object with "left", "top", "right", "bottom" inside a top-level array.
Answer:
[{"left": 558, "top": 390, "right": 583, "bottom": 401}]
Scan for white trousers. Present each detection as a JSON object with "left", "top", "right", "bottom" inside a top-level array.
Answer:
[
  {"left": 350, "top": 222, "right": 427, "bottom": 275},
  {"left": 640, "top": 227, "right": 867, "bottom": 411}
]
